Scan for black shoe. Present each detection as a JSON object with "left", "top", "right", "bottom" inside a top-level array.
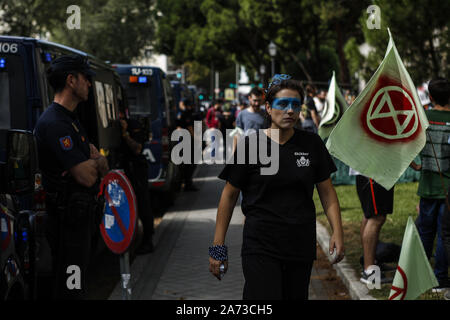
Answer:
[
  {"left": 184, "top": 184, "right": 199, "bottom": 192},
  {"left": 136, "top": 241, "right": 154, "bottom": 255}
]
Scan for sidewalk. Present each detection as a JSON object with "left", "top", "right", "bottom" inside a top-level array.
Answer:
[{"left": 109, "top": 164, "right": 349, "bottom": 300}]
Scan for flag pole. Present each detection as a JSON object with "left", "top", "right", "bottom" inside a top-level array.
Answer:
[{"left": 426, "top": 131, "right": 449, "bottom": 211}]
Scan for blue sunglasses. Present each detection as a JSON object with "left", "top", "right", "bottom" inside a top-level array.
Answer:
[{"left": 271, "top": 97, "right": 302, "bottom": 112}]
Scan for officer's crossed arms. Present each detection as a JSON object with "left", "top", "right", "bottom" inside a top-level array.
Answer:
[
  {"left": 89, "top": 143, "right": 109, "bottom": 177},
  {"left": 70, "top": 149, "right": 109, "bottom": 188}
]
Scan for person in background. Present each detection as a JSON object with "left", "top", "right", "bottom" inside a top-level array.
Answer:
[
  {"left": 235, "top": 101, "right": 248, "bottom": 119},
  {"left": 235, "top": 87, "right": 265, "bottom": 135},
  {"left": 411, "top": 77, "right": 450, "bottom": 292},
  {"left": 350, "top": 167, "right": 394, "bottom": 285},
  {"left": 119, "top": 111, "right": 154, "bottom": 254},
  {"left": 177, "top": 99, "right": 199, "bottom": 191},
  {"left": 442, "top": 185, "right": 450, "bottom": 300},
  {"left": 206, "top": 99, "right": 222, "bottom": 129},
  {"left": 299, "top": 84, "right": 320, "bottom": 133},
  {"left": 313, "top": 89, "right": 327, "bottom": 118}
]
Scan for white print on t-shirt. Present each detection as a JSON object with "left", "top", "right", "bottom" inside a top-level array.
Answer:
[
  {"left": 296, "top": 156, "right": 310, "bottom": 167},
  {"left": 294, "top": 152, "right": 309, "bottom": 156}
]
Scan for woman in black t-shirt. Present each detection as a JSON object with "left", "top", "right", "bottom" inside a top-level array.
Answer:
[{"left": 208, "top": 75, "right": 345, "bottom": 300}]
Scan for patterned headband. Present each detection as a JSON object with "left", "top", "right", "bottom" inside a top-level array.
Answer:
[{"left": 265, "top": 74, "right": 292, "bottom": 93}]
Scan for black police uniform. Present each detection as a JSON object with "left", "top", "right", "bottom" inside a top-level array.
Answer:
[
  {"left": 177, "top": 108, "right": 197, "bottom": 189},
  {"left": 119, "top": 119, "right": 153, "bottom": 251},
  {"left": 34, "top": 102, "right": 98, "bottom": 299}
]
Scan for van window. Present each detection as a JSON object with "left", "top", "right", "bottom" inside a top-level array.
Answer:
[
  {"left": 0, "top": 72, "right": 11, "bottom": 130},
  {"left": 104, "top": 83, "right": 117, "bottom": 121},
  {"left": 95, "top": 81, "right": 109, "bottom": 128},
  {"left": 125, "top": 83, "right": 152, "bottom": 116}
]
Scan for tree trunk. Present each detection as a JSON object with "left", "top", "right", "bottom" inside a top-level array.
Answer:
[
  {"left": 289, "top": 52, "right": 313, "bottom": 83},
  {"left": 429, "top": 35, "right": 441, "bottom": 78},
  {"left": 335, "top": 22, "right": 350, "bottom": 85}
]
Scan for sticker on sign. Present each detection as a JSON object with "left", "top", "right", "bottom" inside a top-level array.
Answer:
[{"left": 105, "top": 214, "right": 115, "bottom": 229}]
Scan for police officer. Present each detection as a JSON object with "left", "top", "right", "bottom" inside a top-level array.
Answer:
[
  {"left": 176, "top": 99, "right": 199, "bottom": 191},
  {"left": 34, "top": 55, "right": 109, "bottom": 299},
  {"left": 119, "top": 111, "right": 154, "bottom": 254}
]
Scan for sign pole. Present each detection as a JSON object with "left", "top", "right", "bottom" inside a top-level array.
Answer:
[{"left": 120, "top": 251, "right": 132, "bottom": 300}]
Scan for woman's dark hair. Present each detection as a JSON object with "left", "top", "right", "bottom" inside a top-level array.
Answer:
[
  {"left": 265, "top": 79, "right": 304, "bottom": 106},
  {"left": 264, "top": 79, "right": 304, "bottom": 127}
]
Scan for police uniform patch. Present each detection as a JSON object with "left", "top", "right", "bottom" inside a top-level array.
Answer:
[{"left": 59, "top": 136, "right": 73, "bottom": 150}]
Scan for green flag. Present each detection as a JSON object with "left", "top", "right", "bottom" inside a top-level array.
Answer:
[
  {"left": 318, "top": 71, "right": 349, "bottom": 140},
  {"left": 389, "top": 216, "right": 438, "bottom": 300},
  {"left": 326, "top": 29, "right": 429, "bottom": 190}
]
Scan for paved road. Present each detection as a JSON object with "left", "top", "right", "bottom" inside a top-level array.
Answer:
[{"left": 109, "top": 164, "right": 349, "bottom": 300}]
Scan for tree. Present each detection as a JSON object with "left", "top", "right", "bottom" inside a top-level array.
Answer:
[
  {"left": 51, "top": 0, "right": 155, "bottom": 63},
  {"left": 352, "top": 0, "right": 450, "bottom": 83},
  {"left": 1, "top": 0, "right": 155, "bottom": 63},
  {"left": 0, "top": 0, "right": 72, "bottom": 37}
]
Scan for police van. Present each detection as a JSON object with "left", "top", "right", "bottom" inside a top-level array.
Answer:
[
  {"left": 0, "top": 130, "right": 37, "bottom": 300},
  {"left": 113, "top": 64, "right": 181, "bottom": 210},
  {"left": 0, "top": 36, "right": 132, "bottom": 299}
]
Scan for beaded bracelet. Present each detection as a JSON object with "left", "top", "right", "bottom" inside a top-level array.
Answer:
[{"left": 209, "top": 245, "right": 228, "bottom": 261}]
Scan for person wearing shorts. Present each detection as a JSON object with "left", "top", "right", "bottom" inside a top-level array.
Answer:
[{"left": 356, "top": 174, "right": 394, "bottom": 284}]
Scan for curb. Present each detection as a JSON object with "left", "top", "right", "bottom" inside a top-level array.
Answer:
[{"left": 316, "top": 221, "right": 376, "bottom": 300}]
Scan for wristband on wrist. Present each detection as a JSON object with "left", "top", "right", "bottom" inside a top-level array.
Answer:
[{"left": 209, "top": 244, "right": 228, "bottom": 261}]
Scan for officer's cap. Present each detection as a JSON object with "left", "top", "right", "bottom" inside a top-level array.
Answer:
[{"left": 48, "top": 55, "right": 96, "bottom": 77}]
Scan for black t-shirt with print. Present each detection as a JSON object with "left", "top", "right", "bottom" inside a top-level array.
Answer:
[{"left": 218, "top": 128, "right": 336, "bottom": 261}]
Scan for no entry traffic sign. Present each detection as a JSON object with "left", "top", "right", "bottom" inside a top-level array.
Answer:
[{"left": 99, "top": 170, "right": 137, "bottom": 255}]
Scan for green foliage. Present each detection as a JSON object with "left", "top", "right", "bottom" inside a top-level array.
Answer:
[
  {"left": 1, "top": 0, "right": 155, "bottom": 63},
  {"left": 354, "top": 0, "right": 450, "bottom": 83},
  {"left": 0, "top": 0, "right": 72, "bottom": 36},
  {"left": 51, "top": 0, "right": 155, "bottom": 63},
  {"left": 153, "top": 0, "right": 369, "bottom": 88},
  {"left": 2, "top": 0, "right": 450, "bottom": 88},
  {"left": 344, "top": 37, "right": 366, "bottom": 80}
]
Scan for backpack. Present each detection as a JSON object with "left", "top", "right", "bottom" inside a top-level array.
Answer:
[{"left": 360, "top": 241, "right": 401, "bottom": 266}]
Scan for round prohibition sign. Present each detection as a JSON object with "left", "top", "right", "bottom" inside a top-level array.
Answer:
[
  {"left": 99, "top": 170, "right": 137, "bottom": 255},
  {"left": 365, "top": 85, "right": 419, "bottom": 140}
]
